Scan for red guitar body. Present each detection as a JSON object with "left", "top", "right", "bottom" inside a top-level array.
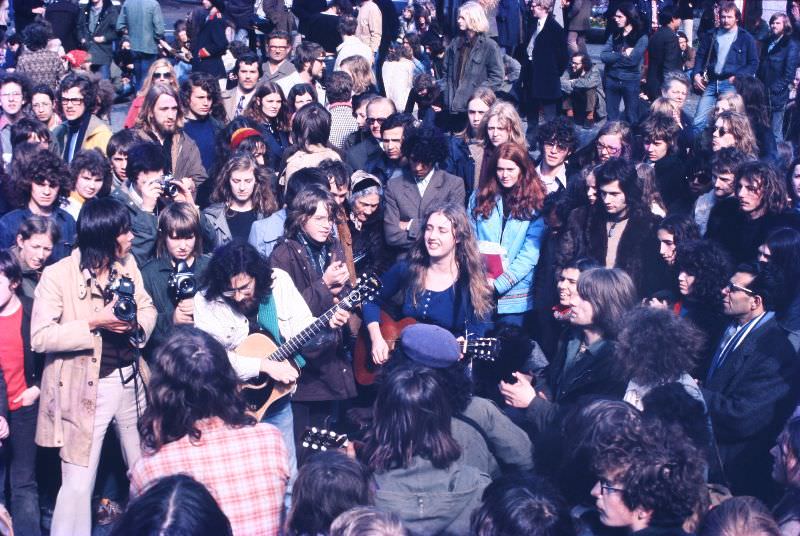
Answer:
[{"left": 353, "top": 311, "right": 417, "bottom": 385}]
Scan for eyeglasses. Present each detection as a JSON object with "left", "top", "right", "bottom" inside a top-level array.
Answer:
[
  {"left": 544, "top": 140, "right": 569, "bottom": 151},
  {"left": 61, "top": 97, "right": 85, "bottom": 105},
  {"left": 713, "top": 125, "right": 728, "bottom": 137},
  {"left": 599, "top": 480, "right": 625, "bottom": 495},
  {"left": 0, "top": 91, "right": 22, "bottom": 99},
  {"left": 222, "top": 278, "right": 256, "bottom": 298},
  {"left": 597, "top": 142, "right": 622, "bottom": 154},
  {"left": 153, "top": 72, "right": 173, "bottom": 80},
  {"left": 366, "top": 117, "right": 386, "bottom": 125},
  {"left": 724, "top": 282, "right": 755, "bottom": 296}
]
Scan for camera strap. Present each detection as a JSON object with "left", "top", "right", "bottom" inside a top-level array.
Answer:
[{"left": 117, "top": 355, "right": 148, "bottom": 421}]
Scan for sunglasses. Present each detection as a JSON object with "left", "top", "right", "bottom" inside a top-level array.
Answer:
[
  {"left": 725, "top": 282, "right": 755, "bottom": 296},
  {"left": 153, "top": 72, "right": 173, "bottom": 80},
  {"left": 366, "top": 117, "right": 386, "bottom": 125},
  {"left": 713, "top": 125, "right": 728, "bottom": 137}
]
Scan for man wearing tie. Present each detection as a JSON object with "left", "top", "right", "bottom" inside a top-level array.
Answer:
[
  {"left": 222, "top": 53, "right": 262, "bottom": 122},
  {"left": 702, "top": 263, "right": 798, "bottom": 503}
]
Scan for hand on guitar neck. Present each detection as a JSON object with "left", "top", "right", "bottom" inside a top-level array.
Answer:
[{"left": 259, "top": 308, "right": 350, "bottom": 383}]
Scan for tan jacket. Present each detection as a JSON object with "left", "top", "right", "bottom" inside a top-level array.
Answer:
[
  {"left": 355, "top": 0, "right": 382, "bottom": 53},
  {"left": 32, "top": 249, "right": 156, "bottom": 467}
]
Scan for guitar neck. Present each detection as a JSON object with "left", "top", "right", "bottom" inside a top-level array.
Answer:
[{"left": 268, "top": 299, "right": 348, "bottom": 362}]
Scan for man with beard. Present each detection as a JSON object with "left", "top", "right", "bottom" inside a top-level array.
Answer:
[
  {"left": 51, "top": 73, "right": 113, "bottom": 164},
  {"left": 193, "top": 242, "right": 350, "bottom": 480},
  {"left": 134, "top": 84, "right": 207, "bottom": 192}
]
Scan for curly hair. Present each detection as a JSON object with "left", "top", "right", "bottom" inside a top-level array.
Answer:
[
  {"left": 138, "top": 326, "right": 255, "bottom": 453},
  {"left": 615, "top": 306, "right": 704, "bottom": 385},
  {"left": 21, "top": 21, "right": 51, "bottom": 51},
  {"left": 211, "top": 152, "right": 278, "bottom": 216},
  {"left": 407, "top": 203, "right": 494, "bottom": 319},
  {"left": 180, "top": 71, "right": 227, "bottom": 123},
  {"left": 537, "top": 117, "right": 578, "bottom": 154},
  {"left": 594, "top": 419, "right": 706, "bottom": 528},
  {"left": 57, "top": 73, "right": 96, "bottom": 118},
  {"left": 675, "top": 239, "right": 732, "bottom": 308},
  {"left": 401, "top": 124, "right": 449, "bottom": 165},
  {"left": 736, "top": 160, "right": 789, "bottom": 216},
  {"left": 70, "top": 149, "right": 113, "bottom": 198},
  {"left": 8, "top": 147, "right": 70, "bottom": 207},
  {"left": 473, "top": 142, "right": 545, "bottom": 220},
  {"left": 201, "top": 242, "right": 272, "bottom": 303},
  {"left": 470, "top": 474, "right": 565, "bottom": 536}
]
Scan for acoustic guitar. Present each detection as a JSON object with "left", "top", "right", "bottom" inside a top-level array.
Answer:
[
  {"left": 352, "top": 313, "right": 501, "bottom": 386},
  {"left": 236, "top": 274, "right": 381, "bottom": 421}
]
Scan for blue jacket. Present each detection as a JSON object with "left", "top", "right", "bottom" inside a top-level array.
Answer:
[
  {"left": 0, "top": 207, "right": 76, "bottom": 262},
  {"left": 694, "top": 26, "right": 759, "bottom": 80},
  {"left": 468, "top": 193, "right": 545, "bottom": 314},
  {"left": 600, "top": 31, "right": 649, "bottom": 81}
]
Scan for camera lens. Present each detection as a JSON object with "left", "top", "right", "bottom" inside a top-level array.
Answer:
[
  {"left": 114, "top": 297, "right": 137, "bottom": 322},
  {"left": 178, "top": 278, "right": 196, "bottom": 295},
  {"left": 164, "top": 182, "right": 179, "bottom": 197}
]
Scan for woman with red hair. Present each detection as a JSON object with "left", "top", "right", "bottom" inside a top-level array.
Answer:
[{"left": 469, "top": 141, "right": 547, "bottom": 326}]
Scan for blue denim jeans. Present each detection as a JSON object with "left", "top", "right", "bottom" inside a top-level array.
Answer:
[
  {"left": 604, "top": 76, "right": 640, "bottom": 123},
  {"left": 0, "top": 403, "right": 41, "bottom": 536},
  {"left": 692, "top": 79, "right": 735, "bottom": 134},
  {"left": 132, "top": 52, "right": 157, "bottom": 91},
  {"left": 262, "top": 397, "right": 296, "bottom": 510}
]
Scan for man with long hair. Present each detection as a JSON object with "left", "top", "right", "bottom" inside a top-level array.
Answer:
[
  {"left": 134, "top": 84, "right": 207, "bottom": 190},
  {"left": 129, "top": 326, "right": 289, "bottom": 536},
  {"left": 31, "top": 197, "right": 156, "bottom": 535}
]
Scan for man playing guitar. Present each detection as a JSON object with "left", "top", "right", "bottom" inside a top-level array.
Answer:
[{"left": 193, "top": 242, "right": 349, "bottom": 481}]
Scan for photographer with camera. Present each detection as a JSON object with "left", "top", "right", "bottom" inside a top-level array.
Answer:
[
  {"left": 111, "top": 141, "right": 215, "bottom": 266},
  {"left": 30, "top": 197, "right": 156, "bottom": 536},
  {"left": 142, "top": 202, "right": 209, "bottom": 352}
]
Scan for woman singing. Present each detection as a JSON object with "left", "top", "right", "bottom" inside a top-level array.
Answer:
[{"left": 363, "top": 203, "right": 494, "bottom": 365}]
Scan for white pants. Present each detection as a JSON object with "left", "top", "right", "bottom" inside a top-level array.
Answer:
[{"left": 50, "top": 366, "right": 144, "bottom": 536}]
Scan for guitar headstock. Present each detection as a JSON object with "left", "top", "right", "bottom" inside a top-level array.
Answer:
[
  {"left": 301, "top": 427, "right": 348, "bottom": 451},
  {"left": 345, "top": 273, "right": 382, "bottom": 307},
  {"left": 465, "top": 337, "right": 500, "bottom": 362}
]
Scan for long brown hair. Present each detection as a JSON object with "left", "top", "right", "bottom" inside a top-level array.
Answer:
[
  {"left": 210, "top": 153, "right": 278, "bottom": 216},
  {"left": 473, "top": 142, "right": 545, "bottom": 220},
  {"left": 407, "top": 203, "right": 493, "bottom": 319},
  {"left": 135, "top": 84, "right": 185, "bottom": 134},
  {"left": 243, "top": 82, "right": 290, "bottom": 132}
]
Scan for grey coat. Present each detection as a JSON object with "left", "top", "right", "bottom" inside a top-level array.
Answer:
[
  {"left": 565, "top": 0, "right": 592, "bottom": 32},
  {"left": 202, "top": 202, "right": 267, "bottom": 247},
  {"left": 247, "top": 208, "right": 287, "bottom": 258},
  {"left": 383, "top": 169, "right": 466, "bottom": 250},
  {"left": 77, "top": 2, "right": 120, "bottom": 66},
  {"left": 444, "top": 33, "right": 504, "bottom": 113}
]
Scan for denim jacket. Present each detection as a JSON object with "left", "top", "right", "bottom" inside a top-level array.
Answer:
[{"left": 694, "top": 26, "right": 759, "bottom": 79}]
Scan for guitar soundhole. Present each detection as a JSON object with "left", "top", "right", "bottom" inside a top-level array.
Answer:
[{"left": 241, "top": 373, "right": 274, "bottom": 413}]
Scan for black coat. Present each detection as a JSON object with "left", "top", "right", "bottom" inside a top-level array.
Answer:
[
  {"left": 45, "top": 0, "right": 81, "bottom": 52},
  {"left": 224, "top": 0, "right": 254, "bottom": 30},
  {"left": 517, "top": 16, "right": 569, "bottom": 101},
  {"left": 706, "top": 198, "right": 800, "bottom": 263},
  {"left": 702, "top": 316, "right": 798, "bottom": 502},
  {"left": 526, "top": 337, "right": 626, "bottom": 437},
  {"left": 191, "top": 16, "right": 228, "bottom": 79},
  {"left": 645, "top": 26, "right": 682, "bottom": 100},
  {"left": 758, "top": 35, "right": 800, "bottom": 110},
  {"left": 77, "top": 2, "right": 120, "bottom": 67},
  {"left": 654, "top": 153, "right": 693, "bottom": 214},
  {"left": 586, "top": 209, "right": 668, "bottom": 298}
]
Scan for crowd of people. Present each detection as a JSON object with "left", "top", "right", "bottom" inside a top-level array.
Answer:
[{"left": 0, "top": 0, "right": 798, "bottom": 534}]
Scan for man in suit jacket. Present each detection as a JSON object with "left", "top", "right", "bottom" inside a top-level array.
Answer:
[
  {"left": 645, "top": 7, "right": 683, "bottom": 101},
  {"left": 517, "top": 0, "right": 568, "bottom": 143},
  {"left": 221, "top": 53, "right": 262, "bottom": 122},
  {"left": 383, "top": 125, "right": 466, "bottom": 252},
  {"left": 703, "top": 263, "right": 798, "bottom": 503}
]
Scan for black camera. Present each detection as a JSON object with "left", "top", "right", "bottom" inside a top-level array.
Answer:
[
  {"left": 167, "top": 261, "right": 197, "bottom": 303},
  {"left": 160, "top": 174, "right": 179, "bottom": 198},
  {"left": 105, "top": 276, "right": 138, "bottom": 323}
]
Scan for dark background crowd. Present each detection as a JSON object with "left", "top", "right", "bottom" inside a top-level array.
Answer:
[{"left": 0, "top": 0, "right": 798, "bottom": 534}]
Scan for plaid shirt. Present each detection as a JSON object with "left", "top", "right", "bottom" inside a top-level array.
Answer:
[
  {"left": 328, "top": 103, "right": 359, "bottom": 149},
  {"left": 129, "top": 418, "right": 289, "bottom": 536}
]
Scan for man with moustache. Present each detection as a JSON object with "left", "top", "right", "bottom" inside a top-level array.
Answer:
[
  {"left": 135, "top": 85, "right": 207, "bottom": 191},
  {"left": 194, "top": 241, "right": 350, "bottom": 479},
  {"left": 221, "top": 53, "right": 262, "bottom": 122}
]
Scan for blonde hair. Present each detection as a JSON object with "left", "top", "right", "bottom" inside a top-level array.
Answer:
[
  {"left": 714, "top": 92, "right": 745, "bottom": 116},
  {"left": 340, "top": 55, "right": 376, "bottom": 95},
  {"left": 479, "top": 101, "right": 526, "bottom": 147},
  {"left": 136, "top": 58, "right": 179, "bottom": 98},
  {"left": 458, "top": 1, "right": 490, "bottom": 33},
  {"left": 650, "top": 97, "right": 677, "bottom": 117}
]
